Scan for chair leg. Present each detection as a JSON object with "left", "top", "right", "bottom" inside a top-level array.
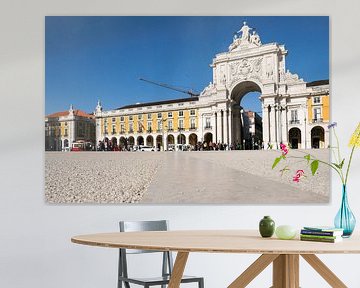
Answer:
[{"left": 199, "top": 278, "right": 204, "bottom": 288}]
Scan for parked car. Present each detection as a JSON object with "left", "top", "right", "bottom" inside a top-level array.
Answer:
[{"left": 138, "top": 145, "right": 155, "bottom": 151}]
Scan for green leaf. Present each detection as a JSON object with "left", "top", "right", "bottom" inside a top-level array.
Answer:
[
  {"left": 304, "top": 154, "right": 311, "bottom": 164},
  {"left": 310, "top": 160, "right": 319, "bottom": 175},
  {"left": 272, "top": 157, "right": 282, "bottom": 169},
  {"left": 332, "top": 159, "right": 345, "bottom": 169},
  {"left": 339, "top": 159, "right": 345, "bottom": 169},
  {"left": 333, "top": 162, "right": 341, "bottom": 169}
]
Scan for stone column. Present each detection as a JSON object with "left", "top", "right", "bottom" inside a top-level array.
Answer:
[
  {"left": 220, "top": 110, "right": 224, "bottom": 144},
  {"left": 281, "top": 106, "right": 288, "bottom": 145},
  {"left": 214, "top": 112, "right": 218, "bottom": 143},
  {"left": 225, "top": 109, "right": 229, "bottom": 146},
  {"left": 228, "top": 107, "right": 232, "bottom": 146},
  {"left": 270, "top": 104, "right": 277, "bottom": 148},
  {"left": 262, "top": 104, "right": 269, "bottom": 146}
]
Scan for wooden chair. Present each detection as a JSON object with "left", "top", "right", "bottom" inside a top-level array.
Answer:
[{"left": 118, "top": 220, "right": 204, "bottom": 288}]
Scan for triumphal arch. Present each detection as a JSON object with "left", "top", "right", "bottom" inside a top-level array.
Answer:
[{"left": 198, "top": 22, "right": 329, "bottom": 149}]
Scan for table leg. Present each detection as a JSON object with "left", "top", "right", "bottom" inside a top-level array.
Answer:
[
  {"left": 228, "top": 254, "right": 279, "bottom": 288},
  {"left": 168, "top": 251, "right": 189, "bottom": 288},
  {"left": 301, "top": 254, "right": 347, "bottom": 288},
  {"left": 272, "top": 254, "right": 299, "bottom": 288}
]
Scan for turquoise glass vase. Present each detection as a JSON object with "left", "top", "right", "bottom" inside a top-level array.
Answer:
[{"left": 334, "top": 185, "right": 356, "bottom": 237}]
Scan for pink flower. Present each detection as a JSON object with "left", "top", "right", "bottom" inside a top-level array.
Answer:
[
  {"left": 293, "top": 170, "right": 305, "bottom": 183},
  {"left": 280, "top": 143, "right": 288, "bottom": 156}
]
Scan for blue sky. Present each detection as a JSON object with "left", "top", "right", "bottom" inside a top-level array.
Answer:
[{"left": 45, "top": 16, "right": 329, "bottom": 115}]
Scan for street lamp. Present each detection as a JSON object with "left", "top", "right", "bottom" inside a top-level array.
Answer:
[{"left": 240, "top": 109, "right": 245, "bottom": 150}]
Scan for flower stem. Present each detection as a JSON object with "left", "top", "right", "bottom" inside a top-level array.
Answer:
[{"left": 344, "top": 129, "right": 360, "bottom": 185}]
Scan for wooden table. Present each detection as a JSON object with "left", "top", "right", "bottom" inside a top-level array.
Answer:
[{"left": 71, "top": 230, "right": 360, "bottom": 288}]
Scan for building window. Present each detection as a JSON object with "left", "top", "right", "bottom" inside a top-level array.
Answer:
[
  {"left": 205, "top": 117, "right": 211, "bottom": 129},
  {"left": 313, "top": 108, "right": 322, "bottom": 122},
  {"left": 65, "top": 122, "right": 68, "bottom": 126},
  {"left": 157, "top": 120, "right": 162, "bottom": 132},
  {"left": 290, "top": 110, "right": 299, "bottom": 124},
  {"left": 190, "top": 109, "right": 195, "bottom": 116},
  {"left": 147, "top": 121, "right": 152, "bottom": 132},
  {"left": 147, "top": 113, "right": 152, "bottom": 119},
  {"left": 138, "top": 114, "right": 142, "bottom": 120},
  {"left": 112, "top": 125, "right": 116, "bottom": 134},
  {"left": 120, "top": 124, "right": 125, "bottom": 134},
  {"left": 168, "top": 111, "right": 173, "bottom": 118},
  {"left": 129, "top": 123, "right": 133, "bottom": 133},
  {"left": 138, "top": 122, "right": 143, "bottom": 132},
  {"left": 120, "top": 116, "right": 124, "bottom": 121},
  {"left": 313, "top": 96, "right": 321, "bottom": 104},
  {"left": 112, "top": 117, "right": 116, "bottom": 122},
  {"left": 64, "top": 129, "right": 68, "bottom": 136},
  {"left": 129, "top": 115, "right": 133, "bottom": 121},
  {"left": 168, "top": 120, "right": 173, "bottom": 131},
  {"left": 178, "top": 119, "right": 184, "bottom": 130},
  {"left": 190, "top": 118, "right": 196, "bottom": 129},
  {"left": 157, "top": 112, "right": 162, "bottom": 119},
  {"left": 179, "top": 110, "right": 184, "bottom": 117}
]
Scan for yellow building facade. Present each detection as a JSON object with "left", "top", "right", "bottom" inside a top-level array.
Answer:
[{"left": 95, "top": 98, "right": 200, "bottom": 150}]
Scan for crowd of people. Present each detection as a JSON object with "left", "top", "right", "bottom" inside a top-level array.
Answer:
[{"left": 95, "top": 138, "right": 263, "bottom": 152}]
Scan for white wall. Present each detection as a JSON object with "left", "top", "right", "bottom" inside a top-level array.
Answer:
[{"left": 1, "top": 1, "right": 360, "bottom": 287}]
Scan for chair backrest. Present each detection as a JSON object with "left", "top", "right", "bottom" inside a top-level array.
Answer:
[
  {"left": 118, "top": 220, "right": 174, "bottom": 282},
  {"left": 119, "top": 220, "right": 169, "bottom": 254}
]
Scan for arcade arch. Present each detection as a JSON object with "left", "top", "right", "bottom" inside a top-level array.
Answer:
[
  {"left": 137, "top": 136, "right": 144, "bottom": 146},
  {"left": 177, "top": 134, "right": 186, "bottom": 145},
  {"left": 230, "top": 81, "right": 263, "bottom": 149},
  {"left": 289, "top": 128, "right": 301, "bottom": 149},
  {"left": 189, "top": 133, "right": 198, "bottom": 146},
  {"left": 156, "top": 135, "right": 162, "bottom": 150},
  {"left": 146, "top": 135, "right": 154, "bottom": 146},
  {"left": 128, "top": 136, "right": 135, "bottom": 147},
  {"left": 119, "top": 137, "right": 126, "bottom": 149},
  {"left": 311, "top": 126, "right": 325, "bottom": 149}
]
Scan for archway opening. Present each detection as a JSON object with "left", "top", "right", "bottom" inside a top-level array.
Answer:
[
  {"left": 204, "top": 132, "right": 213, "bottom": 147},
  {"left": 146, "top": 135, "right": 154, "bottom": 146},
  {"left": 177, "top": 134, "right": 186, "bottom": 145},
  {"left": 231, "top": 81, "right": 263, "bottom": 150},
  {"left": 128, "top": 136, "right": 135, "bottom": 148},
  {"left": 156, "top": 135, "right": 163, "bottom": 151},
  {"left": 167, "top": 134, "right": 175, "bottom": 145},
  {"left": 189, "top": 133, "right": 198, "bottom": 147},
  {"left": 289, "top": 128, "right": 301, "bottom": 149},
  {"left": 119, "top": 137, "right": 127, "bottom": 150},
  {"left": 137, "top": 136, "right": 144, "bottom": 146},
  {"left": 311, "top": 126, "right": 325, "bottom": 149}
]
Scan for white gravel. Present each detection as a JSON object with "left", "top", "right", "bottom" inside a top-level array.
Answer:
[{"left": 45, "top": 152, "right": 163, "bottom": 203}]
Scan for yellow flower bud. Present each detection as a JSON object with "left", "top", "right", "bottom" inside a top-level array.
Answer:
[{"left": 349, "top": 123, "right": 360, "bottom": 148}]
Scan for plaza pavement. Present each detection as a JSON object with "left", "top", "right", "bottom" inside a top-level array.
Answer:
[{"left": 45, "top": 149, "right": 330, "bottom": 204}]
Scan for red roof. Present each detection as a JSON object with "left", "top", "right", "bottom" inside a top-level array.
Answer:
[{"left": 46, "top": 110, "right": 94, "bottom": 119}]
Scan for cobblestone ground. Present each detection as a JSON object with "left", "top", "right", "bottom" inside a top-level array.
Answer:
[{"left": 45, "top": 149, "right": 330, "bottom": 204}]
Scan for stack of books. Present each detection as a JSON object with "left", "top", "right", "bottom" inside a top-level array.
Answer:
[{"left": 300, "top": 226, "right": 344, "bottom": 243}]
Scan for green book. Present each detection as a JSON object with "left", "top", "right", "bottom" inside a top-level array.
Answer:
[
  {"left": 300, "top": 234, "right": 340, "bottom": 240},
  {"left": 300, "top": 236, "right": 342, "bottom": 243},
  {"left": 303, "top": 226, "right": 344, "bottom": 233}
]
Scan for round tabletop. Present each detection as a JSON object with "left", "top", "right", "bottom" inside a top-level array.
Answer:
[{"left": 71, "top": 230, "right": 360, "bottom": 254}]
